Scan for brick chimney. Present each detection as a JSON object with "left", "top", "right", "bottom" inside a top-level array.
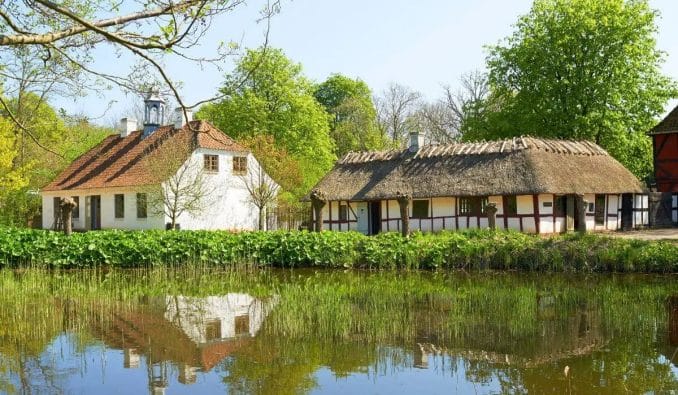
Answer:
[
  {"left": 119, "top": 118, "right": 137, "bottom": 138},
  {"left": 174, "top": 107, "right": 193, "bottom": 129},
  {"left": 409, "top": 131, "right": 424, "bottom": 152}
]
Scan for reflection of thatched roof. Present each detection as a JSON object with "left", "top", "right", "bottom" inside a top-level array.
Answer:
[
  {"left": 649, "top": 105, "right": 678, "bottom": 135},
  {"left": 308, "top": 137, "right": 644, "bottom": 201}
]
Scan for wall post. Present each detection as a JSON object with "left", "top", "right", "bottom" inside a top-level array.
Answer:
[
  {"left": 396, "top": 192, "right": 411, "bottom": 237},
  {"left": 310, "top": 189, "right": 327, "bottom": 232},
  {"left": 575, "top": 194, "right": 587, "bottom": 233}
]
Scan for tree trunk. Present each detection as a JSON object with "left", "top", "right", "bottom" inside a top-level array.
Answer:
[
  {"left": 310, "top": 189, "right": 327, "bottom": 232},
  {"left": 258, "top": 206, "right": 266, "bottom": 231},
  {"left": 485, "top": 203, "right": 498, "bottom": 230},
  {"left": 59, "top": 197, "right": 76, "bottom": 236},
  {"left": 396, "top": 192, "right": 411, "bottom": 237}
]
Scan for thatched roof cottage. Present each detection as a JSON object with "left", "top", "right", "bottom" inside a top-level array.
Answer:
[{"left": 307, "top": 134, "right": 648, "bottom": 235}]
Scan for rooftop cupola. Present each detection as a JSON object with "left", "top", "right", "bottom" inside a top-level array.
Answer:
[
  {"left": 143, "top": 90, "right": 165, "bottom": 137},
  {"left": 409, "top": 131, "right": 424, "bottom": 152}
]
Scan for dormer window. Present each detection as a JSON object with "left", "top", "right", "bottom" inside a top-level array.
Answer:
[
  {"left": 204, "top": 154, "right": 219, "bottom": 172},
  {"left": 233, "top": 156, "right": 247, "bottom": 175}
]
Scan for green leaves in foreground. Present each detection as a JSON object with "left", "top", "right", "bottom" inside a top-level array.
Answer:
[{"left": 0, "top": 227, "right": 676, "bottom": 272}]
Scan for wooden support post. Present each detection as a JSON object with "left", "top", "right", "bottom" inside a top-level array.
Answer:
[
  {"left": 485, "top": 203, "right": 498, "bottom": 230},
  {"left": 396, "top": 192, "right": 411, "bottom": 237},
  {"left": 575, "top": 194, "right": 587, "bottom": 233},
  {"left": 566, "top": 195, "right": 575, "bottom": 232},
  {"left": 310, "top": 189, "right": 327, "bottom": 232},
  {"left": 60, "top": 197, "right": 77, "bottom": 236}
]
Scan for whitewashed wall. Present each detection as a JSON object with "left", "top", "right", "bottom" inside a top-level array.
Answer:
[
  {"left": 41, "top": 149, "right": 275, "bottom": 231},
  {"left": 164, "top": 293, "right": 273, "bottom": 344},
  {"left": 173, "top": 149, "right": 266, "bottom": 230},
  {"left": 42, "top": 189, "right": 164, "bottom": 230}
]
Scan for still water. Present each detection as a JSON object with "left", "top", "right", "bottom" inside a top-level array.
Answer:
[{"left": 0, "top": 269, "right": 676, "bottom": 394}]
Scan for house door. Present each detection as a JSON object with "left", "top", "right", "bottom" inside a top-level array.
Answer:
[
  {"left": 89, "top": 195, "right": 101, "bottom": 230},
  {"left": 369, "top": 201, "right": 381, "bottom": 235},
  {"left": 621, "top": 193, "right": 633, "bottom": 230},
  {"left": 355, "top": 202, "right": 369, "bottom": 234}
]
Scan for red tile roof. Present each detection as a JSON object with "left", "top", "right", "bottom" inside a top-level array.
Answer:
[
  {"left": 650, "top": 105, "right": 678, "bottom": 134},
  {"left": 42, "top": 120, "right": 248, "bottom": 192}
]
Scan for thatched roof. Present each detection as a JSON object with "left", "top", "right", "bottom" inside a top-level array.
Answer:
[
  {"left": 308, "top": 137, "right": 644, "bottom": 201},
  {"left": 649, "top": 105, "right": 678, "bottom": 135}
]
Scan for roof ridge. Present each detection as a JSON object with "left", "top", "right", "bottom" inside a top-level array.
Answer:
[{"left": 337, "top": 136, "right": 608, "bottom": 164}]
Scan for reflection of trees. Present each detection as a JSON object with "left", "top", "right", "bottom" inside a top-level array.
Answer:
[
  {"left": 219, "top": 273, "right": 678, "bottom": 394},
  {"left": 0, "top": 270, "right": 677, "bottom": 394}
]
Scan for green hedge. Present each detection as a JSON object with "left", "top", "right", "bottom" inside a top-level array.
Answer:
[{"left": 0, "top": 227, "right": 676, "bottom": 272}]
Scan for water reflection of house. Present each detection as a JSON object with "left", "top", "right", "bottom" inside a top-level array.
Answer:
[
  {"left": 88, "top": 293, "right": 274, "bottom": 393},
  {"left": 411, "top": 300, "right": 605, "bottom": 369}
]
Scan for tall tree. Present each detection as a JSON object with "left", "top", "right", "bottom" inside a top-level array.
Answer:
[
  {"left": 486, "top": 0, "right": 677, "bottom": 179},
  {"left": 0, "top": 94, "right": 109, "bottom": 226},
  {"left": 375, "top": 83, "right": 421, "bottom": 146},
  {"left": 197, "top": 48, "right": 335, "bottom": 196},
  {"left": 314, "top": 74, "right": 387, "bottom": 155}
]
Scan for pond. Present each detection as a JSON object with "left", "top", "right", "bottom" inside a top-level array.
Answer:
[{"left": 0, "top": 269, "right": 676, "bottom": 394}]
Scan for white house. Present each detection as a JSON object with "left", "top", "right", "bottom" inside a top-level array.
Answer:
[
  {"left": 41, "top": 94, "right": 277, "bottom": 231},
  {"left": 307, "top": 134, "right": 649, "bottom": 235}
]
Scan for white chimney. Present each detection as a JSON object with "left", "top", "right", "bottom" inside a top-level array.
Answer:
[
  {"left": 119, "top": 118, "right": 137, "bottom": 138},
  {"left": 409, "top": 131, "right": 424, "bottom": 152},
  {"left": 174, "top": 107, "right": 193, "bottom": 129}
]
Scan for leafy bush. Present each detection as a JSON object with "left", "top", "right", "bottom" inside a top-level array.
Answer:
[{"left": 0, "top": 227, "right": 676, "bottom": 272}]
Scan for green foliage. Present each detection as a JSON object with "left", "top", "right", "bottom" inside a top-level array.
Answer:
[
  {"left": 0, "top": 227, "right": 676, "bottom": 272},
  {"left": 314, "top": 74, "right": 388, "bottom": 156},
  {"left": 483, "top": 0, "right": 677, "bottom": 179},
  {"left": 196, "top": 48, "right": 336, "bottom": 196},
  {"left": 0, "top": 93, "right": 110, "bottom": 226}
]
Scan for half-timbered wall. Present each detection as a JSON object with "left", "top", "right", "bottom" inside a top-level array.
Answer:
[{"left": 317, "top": 193, "right": 650, "bottom": 234}]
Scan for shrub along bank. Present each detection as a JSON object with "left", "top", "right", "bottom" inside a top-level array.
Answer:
[{"left": 0, "top": 227, "right": 676, "bottom": 272}]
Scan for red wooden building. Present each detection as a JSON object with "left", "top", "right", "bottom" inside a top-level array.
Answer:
[
  {"left": 649, "top": 106, "right": 678, "bottom": 224},
  {"left": 651, "top": 106, "right": 678, "bottom": 192}
]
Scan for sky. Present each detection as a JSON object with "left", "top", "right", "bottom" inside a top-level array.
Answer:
[{"left": 55, "top": 0, "right": 678, "bottom": 123}]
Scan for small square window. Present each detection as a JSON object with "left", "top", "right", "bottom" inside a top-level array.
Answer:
[
  {"left": 233, "top": 156, "right": 247, "bottom": 175},
  {"left": 115, "top": 194, "right": 125, "bottom": 219},
  {"left": 459, "top": 197, "right": 487, "bottom": 216},
  {"left": 412, "top": 200, "right": 429, "bottom": 219},
  {"left": 338, "top": 204, "right": 348, "bottom": 221},
  {"left": 136, "top": 193, "right": 147, "bottom": 219},
  {"left": 204, "top": 154, "right": 219, "bottom": 172},
  {"left": 459, "top": 197, "right": 471, "bottom": 215},
  {"left": 205, "top": 320, "right": 222, "bottom": 341},
  {"left": 234, "top": 315, "right": 250, "bottom": 336}
]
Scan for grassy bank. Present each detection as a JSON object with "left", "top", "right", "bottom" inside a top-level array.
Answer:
[{"left": 0, "top": 227, "right": 676, "bottom": 272}]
